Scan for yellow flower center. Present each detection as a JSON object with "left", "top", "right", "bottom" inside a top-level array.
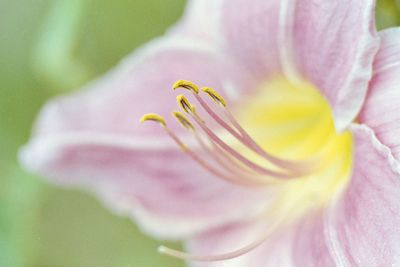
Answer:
[{"left": 235, "top": 78, "right": 353, "bottom": 218}]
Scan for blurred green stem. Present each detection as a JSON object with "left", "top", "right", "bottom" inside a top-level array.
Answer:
[
  {"left": 0, "top": 164, "right": 42, "bottom": 267},
  {"left": 32, "top": 0, "right": 92, "bottom": 91}
]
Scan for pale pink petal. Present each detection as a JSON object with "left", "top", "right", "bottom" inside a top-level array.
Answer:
[
  {"left": 186, "top": 125, "right": 400, "bottom": 266},
  {"left": 219, "top": 0, "right": 282, "bottom": 79},
  {"left": 290, "top": 211, "right": 337, "bottom": 267},
  {"left": 326, "top": 124, "right": 400, "bottom": 266},
  {"left": 21, "top": 133, "right": 271, "bottom": 239},
  {"left": 20, "top": 38, "right": 264, "bottom": 239},
  {"left": 219, "top": 0, "right": 379, "bottom": 130},
  {"left": 292, "top": 125, "right": 400, "bottom": 266},
  {"left": 32, "top": 37, "right": 248, "bottom": 139},
  {"left": 171, "top": 0, "right": 224, "bottom": 44},
  {"left": 359, "top": 28, "right": 400, "bottom": 160}
]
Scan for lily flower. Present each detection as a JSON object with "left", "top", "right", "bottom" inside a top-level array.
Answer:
[{"left": 21, "top": 0, "right": 400, "bottom": 266}]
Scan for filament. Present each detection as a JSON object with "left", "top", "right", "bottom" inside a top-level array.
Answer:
[
  {"left": 141, "top": 81, "right": 315, "bottom": 185},
  {"left": 191, "top": 123, "right": 280, "bottom": 185},
  {"left": 158, "top": 210, "right": 287, "bottom": 262},
  {"left": 179, "top": 85, "right": 318, "bottom": 174},
  {"left": 141, "top": 113, "right": 271, "bottom": 187},
  {"left": 189, "top": 110, "right": 301, "bottom": 179}
]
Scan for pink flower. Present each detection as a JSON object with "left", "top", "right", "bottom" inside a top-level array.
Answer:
[{"left": 21, "top": 0, "right": 400, "bottom": 266}]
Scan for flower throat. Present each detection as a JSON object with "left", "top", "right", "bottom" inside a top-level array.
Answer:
[{"left": 140, "top": 79, "right": 353, "bottom": 262}]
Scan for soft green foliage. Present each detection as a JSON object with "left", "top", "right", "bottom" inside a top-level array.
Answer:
[
  {"left": 0, "top": 0, "right": 184, "bottom": 266},
  {"left": 376, "top": 0, "right": 400, "bottom": 29}
]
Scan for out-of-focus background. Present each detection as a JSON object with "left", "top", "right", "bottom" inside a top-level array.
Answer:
[{"left": 0, "top": 0, "right": 399, "bottom": 266}]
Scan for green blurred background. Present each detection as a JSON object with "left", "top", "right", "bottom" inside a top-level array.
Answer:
[{"left": 0, "top": 0, "right": 399, "bottom": 266}]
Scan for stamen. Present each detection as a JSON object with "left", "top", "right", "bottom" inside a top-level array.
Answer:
[
  {"left": 189, "top": 110, "right": 301, "bottom": 179},
  {"left": 173, "top": 80, "right": 199, "bottom": 94},
  {"left": 172, "top": 112, "right": 275, "bottom": 186},
  {"left": 176, "top": 95, "right": 193, "bottom": 113},
  {"left": 173, "top": 88, "right": 303, "bottom": 179},
  {"left": 174, "top": 83, "right": 311, "bottom": 174},
  {"left": 142, "top": 82, "right": 318, "bottom": 181},
  {"left": 202, "top": 87, "right": 227, "bottom": 107},
  {"left": 140, "top": 113, "right": 166, "bottom": 127},
  {"left": 172, "top": 111, "right": 194, "bottom": 130},
  {"left": 195, "top": 84, "right": 317, "bottom": 174},
  {"left": 178, "top": 84, "right": 242, "bottom": 139},
  {"left": 193, "top": 129, "right": 277, "bottom": 185},
  {"left": 141, "top": 112, "right": 264, "bottom": 186},
  {"left": 223, "top": 109, "right": 319, "bottom": 174}
]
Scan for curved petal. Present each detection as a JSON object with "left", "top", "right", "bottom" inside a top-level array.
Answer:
[
  {"left": 290, "top": 125, "right": 400, "bottom": 266},
  {"left": 219, "top": 0, "right": 379, "bottom": 131},
  {"left": 325, "top": 124, "right": 400, "bottom": 266},
  {"left": 20, "top": 133, "right": 271, "bottom": 239},
  {"left": 186, "top": 125, "right": 400, "bottom": 266},
  {"left": 295, "top": 125, "right": 400, "bottom": 266},
  {"left": 20, "top": 37, "right": 263, "bottom": 239},
  {"left": 359, "top": 28, "right": 400, "bottom": 161},
  {"left": 31, "top": 37, "right": 249, "bottom": 139}
]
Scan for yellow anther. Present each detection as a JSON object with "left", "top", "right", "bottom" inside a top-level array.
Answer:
[
  {"left": 202, "top": 87, "right": 227, "bottom": 107},
  {"left": 176, "top": 95, "right": 193, "bottom": 113},
  {"left": 172, "top": 111, "right": 194, "bottom": 130},
  {"left": 173, "top": 80, "right": 199, "bottom": 94},
  {"left": 140, "top": 113, "right": 166, "bottom": 126}
]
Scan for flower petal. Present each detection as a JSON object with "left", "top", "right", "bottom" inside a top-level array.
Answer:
[
  {"left": 20, "top": 37, "right": 265, "bottom": 239},
  {"left": 325, "top": 124, "right": 400, "bottom": 266},
  {"left": 186, "top": 125, "right": 400, "bottom": 266},
  {"left": 359, "top": 28, "right": 400, "bottom": 161},
  {"left": 171, "top": 0, "right": 224, "bottom": 43},
  {"left": 292, "top": 125, "right": 400, "bottom": 266},
  {"left": 31, "top": 37, "right": 247, "bottom": 139},
  {"left": 219, "top": 0, "right": 379, "bottom": 131},
  {"left": 219, "top": 0, "right": 282, "bottom": 79},
  {"left": 21, "top": 133, "right": 271, "bottom": 240}
]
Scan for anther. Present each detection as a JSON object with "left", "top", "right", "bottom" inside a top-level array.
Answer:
[
  {"left": 172, "top": 111, "right": 194, "bottom": 130},
  {"left": 140, "top": 113, "right": 166, "bottom": 126},
  {"left": 202, "top": 87, "right": 227, "bottom": 107},
  {"left": 176, "top": 95, "right": 194, "bottom": 113},
  {"left": 173, "top": 80, "right": 199, "bottom": 94}
]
